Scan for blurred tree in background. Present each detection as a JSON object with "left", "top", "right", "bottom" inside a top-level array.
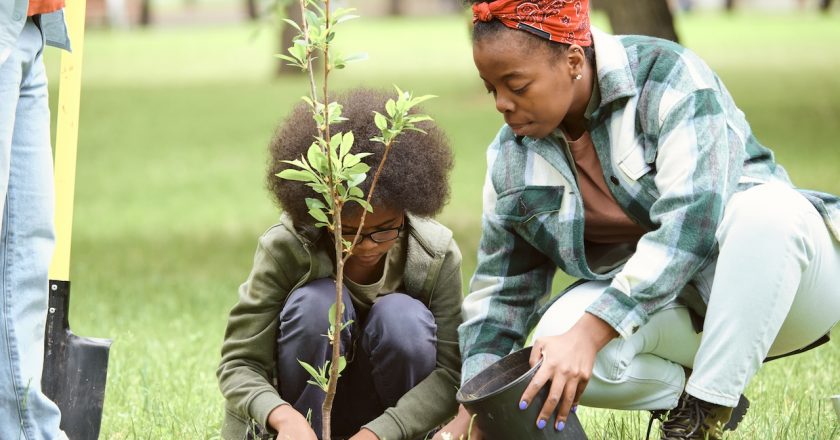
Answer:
[{"left": 594, "top": 0, "right": 679, "bottom": 42}]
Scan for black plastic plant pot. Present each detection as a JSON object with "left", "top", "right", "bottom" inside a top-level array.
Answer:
[{"left": 457, "top": 347, "right": 588, "bottom": 440}]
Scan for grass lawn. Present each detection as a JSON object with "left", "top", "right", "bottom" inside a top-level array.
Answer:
[{"left": 43, "top": 10, "right": 839, "bottom": 439}]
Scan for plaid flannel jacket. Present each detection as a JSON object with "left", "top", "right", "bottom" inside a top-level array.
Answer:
[{"left": 459, "top": 27, "right": 840, "bottom": 383}]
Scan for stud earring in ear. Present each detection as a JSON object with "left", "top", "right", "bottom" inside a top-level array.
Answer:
[{"left": 574, "top": 74, "right": 582, "bottom": 80}]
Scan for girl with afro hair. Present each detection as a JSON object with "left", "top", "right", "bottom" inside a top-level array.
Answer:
[{"left": 218, "top": 88, "right": 463, "bottom": 440}]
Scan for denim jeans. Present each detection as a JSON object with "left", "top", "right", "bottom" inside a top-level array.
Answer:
[
  {"left": 275, "top": 278, "right": 437, "bottom": 439},
  {"left": 533, "top": 183, "right": 840, "bottom": 410},
  {"left": 0, "top": 17, "right": 63, "bottom": 440}
]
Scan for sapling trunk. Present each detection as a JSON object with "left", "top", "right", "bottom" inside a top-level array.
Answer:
[{"left": 276, "top": 3, "right": 435, "bottom": 436}]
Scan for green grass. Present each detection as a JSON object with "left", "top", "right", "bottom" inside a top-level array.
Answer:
[{"left": 42, "top": 10, "right": 840, "bottom": 439}]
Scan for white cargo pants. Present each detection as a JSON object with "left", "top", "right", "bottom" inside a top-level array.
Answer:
[{"left": 532, "top": 183, "right": 840, "bottom": 409}]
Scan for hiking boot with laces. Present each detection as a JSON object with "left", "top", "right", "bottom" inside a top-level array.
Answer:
[{"left": 646, "top": 393, "right": 750, "bottom": 440}]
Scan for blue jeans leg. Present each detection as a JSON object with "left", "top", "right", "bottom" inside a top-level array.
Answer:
[
  {"left": 360, "top": 293, "right": 437, "bottom": 408},
  {"left": 275, "top": 278, "right": 356, "bottom": 439},
  {"left": 0, "top": 17, "right": 62, "bottom": 440}
]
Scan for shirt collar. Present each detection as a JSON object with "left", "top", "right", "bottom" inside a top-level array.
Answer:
[{"left": 590, "top": 26, "right": 637, "bottom": 106}]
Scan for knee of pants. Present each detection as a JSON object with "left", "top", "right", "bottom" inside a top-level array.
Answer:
[
  {"left": 279, "top": 278, "right": 353, "bottom": 338},
  {"left": 591, "top": 338, "right": 636, "bottom": 384},
  {"left": 363, "top": 293, "right": 436, "bottom": 361},
  {"left": 718, "top": 183, "right": 816, "bottom": 246}
]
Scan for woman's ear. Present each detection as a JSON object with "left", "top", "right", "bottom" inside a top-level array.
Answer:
[{"left": 567, "top": 44, "right": 586, "bottom": 79}]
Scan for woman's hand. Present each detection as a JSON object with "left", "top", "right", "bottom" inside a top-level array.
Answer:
[
  {"left": 433, "top": 404, "right": 483, "bottom": 440},
  {"left": 520, "top": 313, "right": 617, "bottom": 431},
  {"left": 268, "top": 404, "right": 318, "bottom": 440},
  {"left": 348, "top": 428, "right": 380, "bottom": 440}
]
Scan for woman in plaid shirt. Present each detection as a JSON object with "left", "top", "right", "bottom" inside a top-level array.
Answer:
[{"left": 438, "top": 1, "right": 840, "bottom": 439}]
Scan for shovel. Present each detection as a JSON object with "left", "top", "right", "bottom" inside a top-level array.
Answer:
[{"left": 41, "top": 1, "right": 112, "bottom": 438}]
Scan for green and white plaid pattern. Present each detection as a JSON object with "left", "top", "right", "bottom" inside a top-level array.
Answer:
[{"left": 459, "top": 27, "right": 840, "bottom": 383}]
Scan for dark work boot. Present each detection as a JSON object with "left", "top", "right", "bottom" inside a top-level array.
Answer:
[{"left": 646, "top": 393, "right": 750, "bottom": 440}]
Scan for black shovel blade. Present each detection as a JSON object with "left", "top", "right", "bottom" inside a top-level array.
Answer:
[{"left": 43, "top": 280, "right": 112, "bottom": 440}]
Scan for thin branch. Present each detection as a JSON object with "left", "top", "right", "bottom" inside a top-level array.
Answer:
[
  {"left": 342, "top": 141, "right": 394, "bottom": 264},
  {"left": 299, "top": 0, "right": 320, "bottom": 117}
]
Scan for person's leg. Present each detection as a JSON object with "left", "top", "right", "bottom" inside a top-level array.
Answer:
[
  {"left": 275, "top": 278, "right": 357, "bottom": 439},
  {"left": 0, "top": 17, "right": 63, "bottom": 440},
  {"left": 532, "top": 281, "right": 700, "bottom": 411},
  {"left": 360, "top": 293, "right": 437, "bottom": 408},
  {"left": 687, "top": 183, "right": 840, "bottom": 406}
]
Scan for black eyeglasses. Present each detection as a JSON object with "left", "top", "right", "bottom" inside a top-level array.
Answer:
[{"left": 341, "top": 223, "right": 403, "bottom": 244}]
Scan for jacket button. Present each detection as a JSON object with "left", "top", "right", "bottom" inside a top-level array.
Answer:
[
  {"left": 13, "top": 13, "right": 23, "bottom": 21},
  {"left": 610, "top": 175, "right": 619, "bottom": 185}
]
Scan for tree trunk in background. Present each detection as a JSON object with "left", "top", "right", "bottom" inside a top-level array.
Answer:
[
  {"left": 246, "top": 0, "right": 259, "bottom": 20},
  {"left": 388, "top": 0, "right": 404, "bottom": 16},
  {"left": 277, "top": 2, "right": 305, "bottom": 76},
  {"left": 596, "top": 0, "right": 679, "bottom": 43},
  {"left": 725, "top": 0, "right": 735, "bottom": 11},
  {"left": 139, "top": 0, "right": 151, "bottom": 26},
  {"left": 821, "top": 0, "right": 833, "bottom": 12}
]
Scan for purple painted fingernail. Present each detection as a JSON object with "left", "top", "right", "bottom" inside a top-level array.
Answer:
[
  {"left": 571, "top": 404, "right": 578, "bottom": 413},
  {"left": 519, "top": 400, "right": 528, "bottom": 410},
  {"left": 556, "top": 420, "right": 566, "bottom": 431},
  {"left": 537, "top": 419, "right": 547, "bottom": 430}
]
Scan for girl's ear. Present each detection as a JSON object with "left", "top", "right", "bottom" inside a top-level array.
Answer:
[{"left": 567, "top": 44, "right": 586, "bottom": 79}]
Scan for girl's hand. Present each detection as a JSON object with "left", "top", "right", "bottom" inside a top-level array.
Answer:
[
  {"left": 268, "top": 404, "right": 318, "bottom": 440},
  {"left": 433, "top": 404, "right": 483, "bottom": 440},
  {"left": 519, "top": 313, "right": 617, "bottom": 431}
]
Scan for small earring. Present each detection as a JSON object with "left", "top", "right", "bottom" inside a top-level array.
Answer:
[{"left": 574, "top": 74, "right": 582, "bottom": 80}]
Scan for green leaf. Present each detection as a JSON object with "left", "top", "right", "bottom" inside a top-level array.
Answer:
[
  {"left": 305, "top": 198, "right": 326, "bottom": 211},
  {"left": 329, "top": 133, "right": 343, "bottom": 154},
  {"left": 406, "top": 115, "right": 434, "bottom": 124},
  {"left": 308, "top": 208, "right": 329, "bottom": 223},
  {"left": 298, "top": 360, "right": 322, "bottom": 381},
  {"left": 290, "top": 42, "right": 307, "bottom": 63},
  {"left": 280, "top": 158, "right": 305, "bottom": 168},
  {"left": 328, "top": 302, "right": 337, "bottom": 326},
  {"left": 348, "top": 173, "right": 366, "bottom": 188},
  {"left": 347, "top": 162, "right": 371, "bottom": 175},
  {"left": 373, "top": 112, "right": 388, "bottom": 131},
  {"left": 281, "top": 18, "right": 302, "bottom": 33},
  {"left": 343, "top": 52, "right": 368, "bottom": 63},
  {"left": 337, "top": 356, "right": 347, "bottom": 374},
  {"left": 307, "top": 181, "right": 329, "bottom": 196},
  {"left": 343, "top": 154, "right": 360, "bottom": 168},
  {"left": 278, "top": 169, "right": 318, "bottom": 183},
  {"left": 339, "top": 131, "right": 354, "bottom": 158},
  {"left": 355, "top": 199, "right": 373, "bottom": 212},
  {"left": 274, "top": 54, "right": 299, "bottom": 65},
  {"left": 409, "top": 94, "right": 437, "bottom": 107},
  {"left": 385, "top": 99, "right": 396, "bottom": 117},
  {"left": 348, "top": 186, "right": 364, "bottom": 198},
  {"left": 310, "top": 144, "right": 329, "bottom": 173}
]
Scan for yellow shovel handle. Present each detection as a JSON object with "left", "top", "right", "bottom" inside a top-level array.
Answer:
[{"left": 48, "top": 0, "right": 87, "bottom": 282}]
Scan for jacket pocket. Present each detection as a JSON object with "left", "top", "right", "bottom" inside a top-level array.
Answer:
[
  {"left": 617, "top": 139, "right": 653, "bottom": 181},
  {"left": 495, "top": 185, "right": 564, "bottom": 223}
]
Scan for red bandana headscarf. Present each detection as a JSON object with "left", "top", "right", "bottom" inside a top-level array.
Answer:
[{"left": 472, "top": 0, "right": 592, "bottom": 47}]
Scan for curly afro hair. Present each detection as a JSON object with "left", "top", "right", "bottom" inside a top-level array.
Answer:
[{"left": 268, "top": 88, "right": 454, "bottom": 226}]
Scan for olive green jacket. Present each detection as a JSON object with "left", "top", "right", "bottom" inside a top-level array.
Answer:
[{"left": 217, "top": 214, "right": 463, "bottom": 440}]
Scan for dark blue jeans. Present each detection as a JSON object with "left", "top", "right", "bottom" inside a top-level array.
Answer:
[{"left": 276, "top": 278, "right": 437, "bottom": 438}]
